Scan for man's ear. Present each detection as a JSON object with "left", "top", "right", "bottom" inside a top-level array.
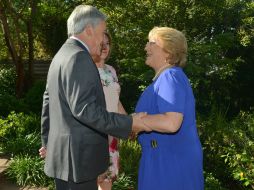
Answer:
[{"left": 84, "top": 24, "right": 94, "bottom": 37}]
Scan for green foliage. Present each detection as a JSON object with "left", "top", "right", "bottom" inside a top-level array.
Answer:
[
  {"left": 238, "top": 1, "right": 254, "bottom": 47},
  {"left": 0, "top": 112, "right": 40, "bottom": 138},
  {"left": 24, "top": 81, "right": 46, "bottom": 114},
  {"left": 2, "top": 132, "right": 41, "bottom": 156},
  {"left": 0, "top": 65, "right": 28, "bottom": 116},
  {"left": 6, "top": 155, "right": 53, "bottom": 187},
  {"left": 0, "top": 112, "right": 40, "bottom": 155},
  {"left": 199, "top": 109, "right": 254, "bottom": 189},
  {"left": 119, "top": 139, "right": 141, "bottom": 180},
  {"left": 186, "top": 32, "right": 241, "bottom": 115},
  {"left": 0, "top": 94, "right": 28, "bottom": 117},
  {"left": 38, "top": 1, "right": 70, "bottom": 56},
  {"left": 108, "top": 139, "right": 141, "bottom": 189},
  {"left": 118, "top": 58, "right": 151, "bottom": 112},
  {"left": 204, "top": 172, "right": 227, "bottom": 190},
  {"left": 0, "top": 65, "right": 16, "bottom": 96},
  {"left": 0, "top": 32, "right": 9, "bottom": 59},
  {"left": 221, "top": 111, "right": 254, "bottom": 188},
  {"left": 112, "top": 173, "right": 135, "bottom": 190}
]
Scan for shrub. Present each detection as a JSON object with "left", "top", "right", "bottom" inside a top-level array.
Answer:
[
  {"left": 199, "top": 109, "right": 254, "bottom": 189},
  {"left": 0, "top": 65, "right": 16, "bottom": 96},
  {"left": 0, "top": 112, "right": 41, "bottom": 156},
  {"left": 0, "top": 64, "right": 46, "bottom": 116},
  {"left": 204, "top": 172, "right": 227, "bottom": 190},
  {"left": 0, "top": 94, "right": 28, "bottom": 117},
  {"left": 2, "top": 132, "right": 41, "bottom": 156},
  {"left": 0, "top": 112, "right": 40, "bottom": 138},
  {"left": 112, "top": 173, "right": 135, "bottom": 190},
  {"left": 6, "top": 155, "right": 53, "bottom": 187},
  {"left": 221, "top": 111, "right": 254, "bottom": 188},
  {"left": 24, "top": 81, "right": 46, "bottom": 114},
  {"left": 118, "top": 139, "right": 141, "bottom": 187}
]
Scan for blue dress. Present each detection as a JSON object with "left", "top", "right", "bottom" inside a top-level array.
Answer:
[{"left": 135, "top": 67, "right": 204, "bottom": 190}]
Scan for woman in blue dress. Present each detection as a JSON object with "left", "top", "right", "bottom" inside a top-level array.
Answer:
[{"left": 135, "top": 27, "right": 204, "bottom": 190}]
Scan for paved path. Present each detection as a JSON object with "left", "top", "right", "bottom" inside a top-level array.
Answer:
[{"left": 0, "top": 157, "right": 48, "bottom": 190}]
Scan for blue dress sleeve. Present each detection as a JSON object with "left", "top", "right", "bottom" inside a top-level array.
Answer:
[{"left": 155, "top": 70, "right": 186, "bottom": 114}]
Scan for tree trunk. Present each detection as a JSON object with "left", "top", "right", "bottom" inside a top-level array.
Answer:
[
  {"left": 0, "top": 1, "right": 24, "bottom": 97},
  {"left": 27, "top": 0, "right": 37, "bottom": 88},
  {"left": 27, "top": 20, "right": 34, "bottom": 88},
  {"left": 0, "top": 3, "right": 19, "bottom": 64},
  {"left": 16, "top": 58, "right": 25, "bottom": 98},
  {"left": 0, "top": 0, "right": 32, "bottom": 98}
]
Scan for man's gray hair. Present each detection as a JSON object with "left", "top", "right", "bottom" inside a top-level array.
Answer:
[{"left": 67, "top": 5, "right": 106, "bottom": 37}]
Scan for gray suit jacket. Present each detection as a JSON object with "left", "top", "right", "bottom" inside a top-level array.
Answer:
[{"left": 41, "top": 38, "right": 132, "bottom": 182}]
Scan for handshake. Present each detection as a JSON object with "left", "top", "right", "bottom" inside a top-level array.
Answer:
[{"left": 131, "top": 112, "right": 152, "bottom": 135}]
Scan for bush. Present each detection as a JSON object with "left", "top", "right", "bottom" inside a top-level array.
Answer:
[
  {"left": 0, "top": 64, "right": 16, "bottom": 96},
  {"left": 6, "top": 155, "right": 53, "bottom": 187},
  {"left": 221, "top": 111, "right": 254, "bottom": 188},
  {"left": 0, "top": 64, "right": 46, "bottom": 116},
  {"left": 0, "top": 112, "right": 41, "bottom": 156},
  {"left": 0, "top": 112, "right": 40, "bottom": 138},
  {"left": 199, "top": 109, "right": 254, "bottom": 189},
  {"left": 24, "top": 81, "right": 46, "bottom": 114},
  {"left": 0, "top": 94, "right": 28, "bottom": 117},
  {"left": 119, "top": 139, "right": 141, "bottom": 176},
  {"left": 112, "top": 173, "right": 135, "bottom": 190},
  {"left": 0, "top": 64, "right": 28, "bottom": 116},
  {"left": 118, "top": 139, "right": 141, "bottom": 189},
  {"left": 204, "top": 172, "right": 227, "bottom": 190},
  {"left": 2, "top": 132, "right": 41, "bottom": 156}
]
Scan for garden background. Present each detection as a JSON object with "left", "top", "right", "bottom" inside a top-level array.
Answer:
[{"left": 0, "top": 0, "right": 253, "bottom": 189}]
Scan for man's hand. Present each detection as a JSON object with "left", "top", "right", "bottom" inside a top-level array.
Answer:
[
  {"left": 39, "top": 146, "right": 47, "bottom": 158},
  {"left": 132, "top": 112, "right": 152, "bottom": 134}
]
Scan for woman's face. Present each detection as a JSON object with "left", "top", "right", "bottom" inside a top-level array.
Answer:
[
  {"left": 144, "top": 35, "right": 169, "bottom": 69},
  {"left": 100, "top": 35, "right": 110, "bottom": 60}
]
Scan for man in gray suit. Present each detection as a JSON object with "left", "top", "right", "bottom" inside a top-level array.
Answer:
[{"left": 39, "top": 5, "right": 150, "bottom": 190}]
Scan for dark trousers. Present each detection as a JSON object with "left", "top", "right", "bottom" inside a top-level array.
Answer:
[{"left": 55, "top": 178, "right": 97, "bottom": 190}]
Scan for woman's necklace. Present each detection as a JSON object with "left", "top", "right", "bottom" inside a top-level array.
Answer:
[{"left": 152, "top": 64, "right": 172, "bottom": 81}]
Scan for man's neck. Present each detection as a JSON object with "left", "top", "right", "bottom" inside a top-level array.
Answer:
[{"left": 70, "top": 35, "right": 90, "bottom": 52}]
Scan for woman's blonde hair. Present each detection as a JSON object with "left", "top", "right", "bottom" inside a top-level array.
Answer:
[{"left": 148, "top": 27, "right": 188, "bottom": 67}]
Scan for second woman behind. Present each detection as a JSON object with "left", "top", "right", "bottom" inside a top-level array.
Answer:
[{"left": 95, "top": 33, "right": 127, "bottom": 190}]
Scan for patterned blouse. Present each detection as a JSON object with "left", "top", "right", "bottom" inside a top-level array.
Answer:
[{"left": 98, "top": 64, "right": 120, "bottom": 179}]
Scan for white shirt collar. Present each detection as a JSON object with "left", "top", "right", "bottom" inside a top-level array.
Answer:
[{"left": 70, "top": 36, "right": 90, "bottom": 52}]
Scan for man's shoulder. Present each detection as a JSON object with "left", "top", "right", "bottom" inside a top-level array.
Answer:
[{"left": 53, "top": 40, "right": 89, "bottom": 62}]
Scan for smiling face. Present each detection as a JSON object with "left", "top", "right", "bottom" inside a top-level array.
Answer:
[
  {"left": 100, "top": 34, "right": 110, "bottom": 60},
  {"left": 144, "top": 35, "right": 170, "bottom": 71}
]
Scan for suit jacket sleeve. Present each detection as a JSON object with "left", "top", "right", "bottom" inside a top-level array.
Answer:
[
  {"left": 41, "top": 84, "right": 50, "bottom": 147},
  {"left": 62, "top": 51, "right": 132, "bottom": 138}
]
